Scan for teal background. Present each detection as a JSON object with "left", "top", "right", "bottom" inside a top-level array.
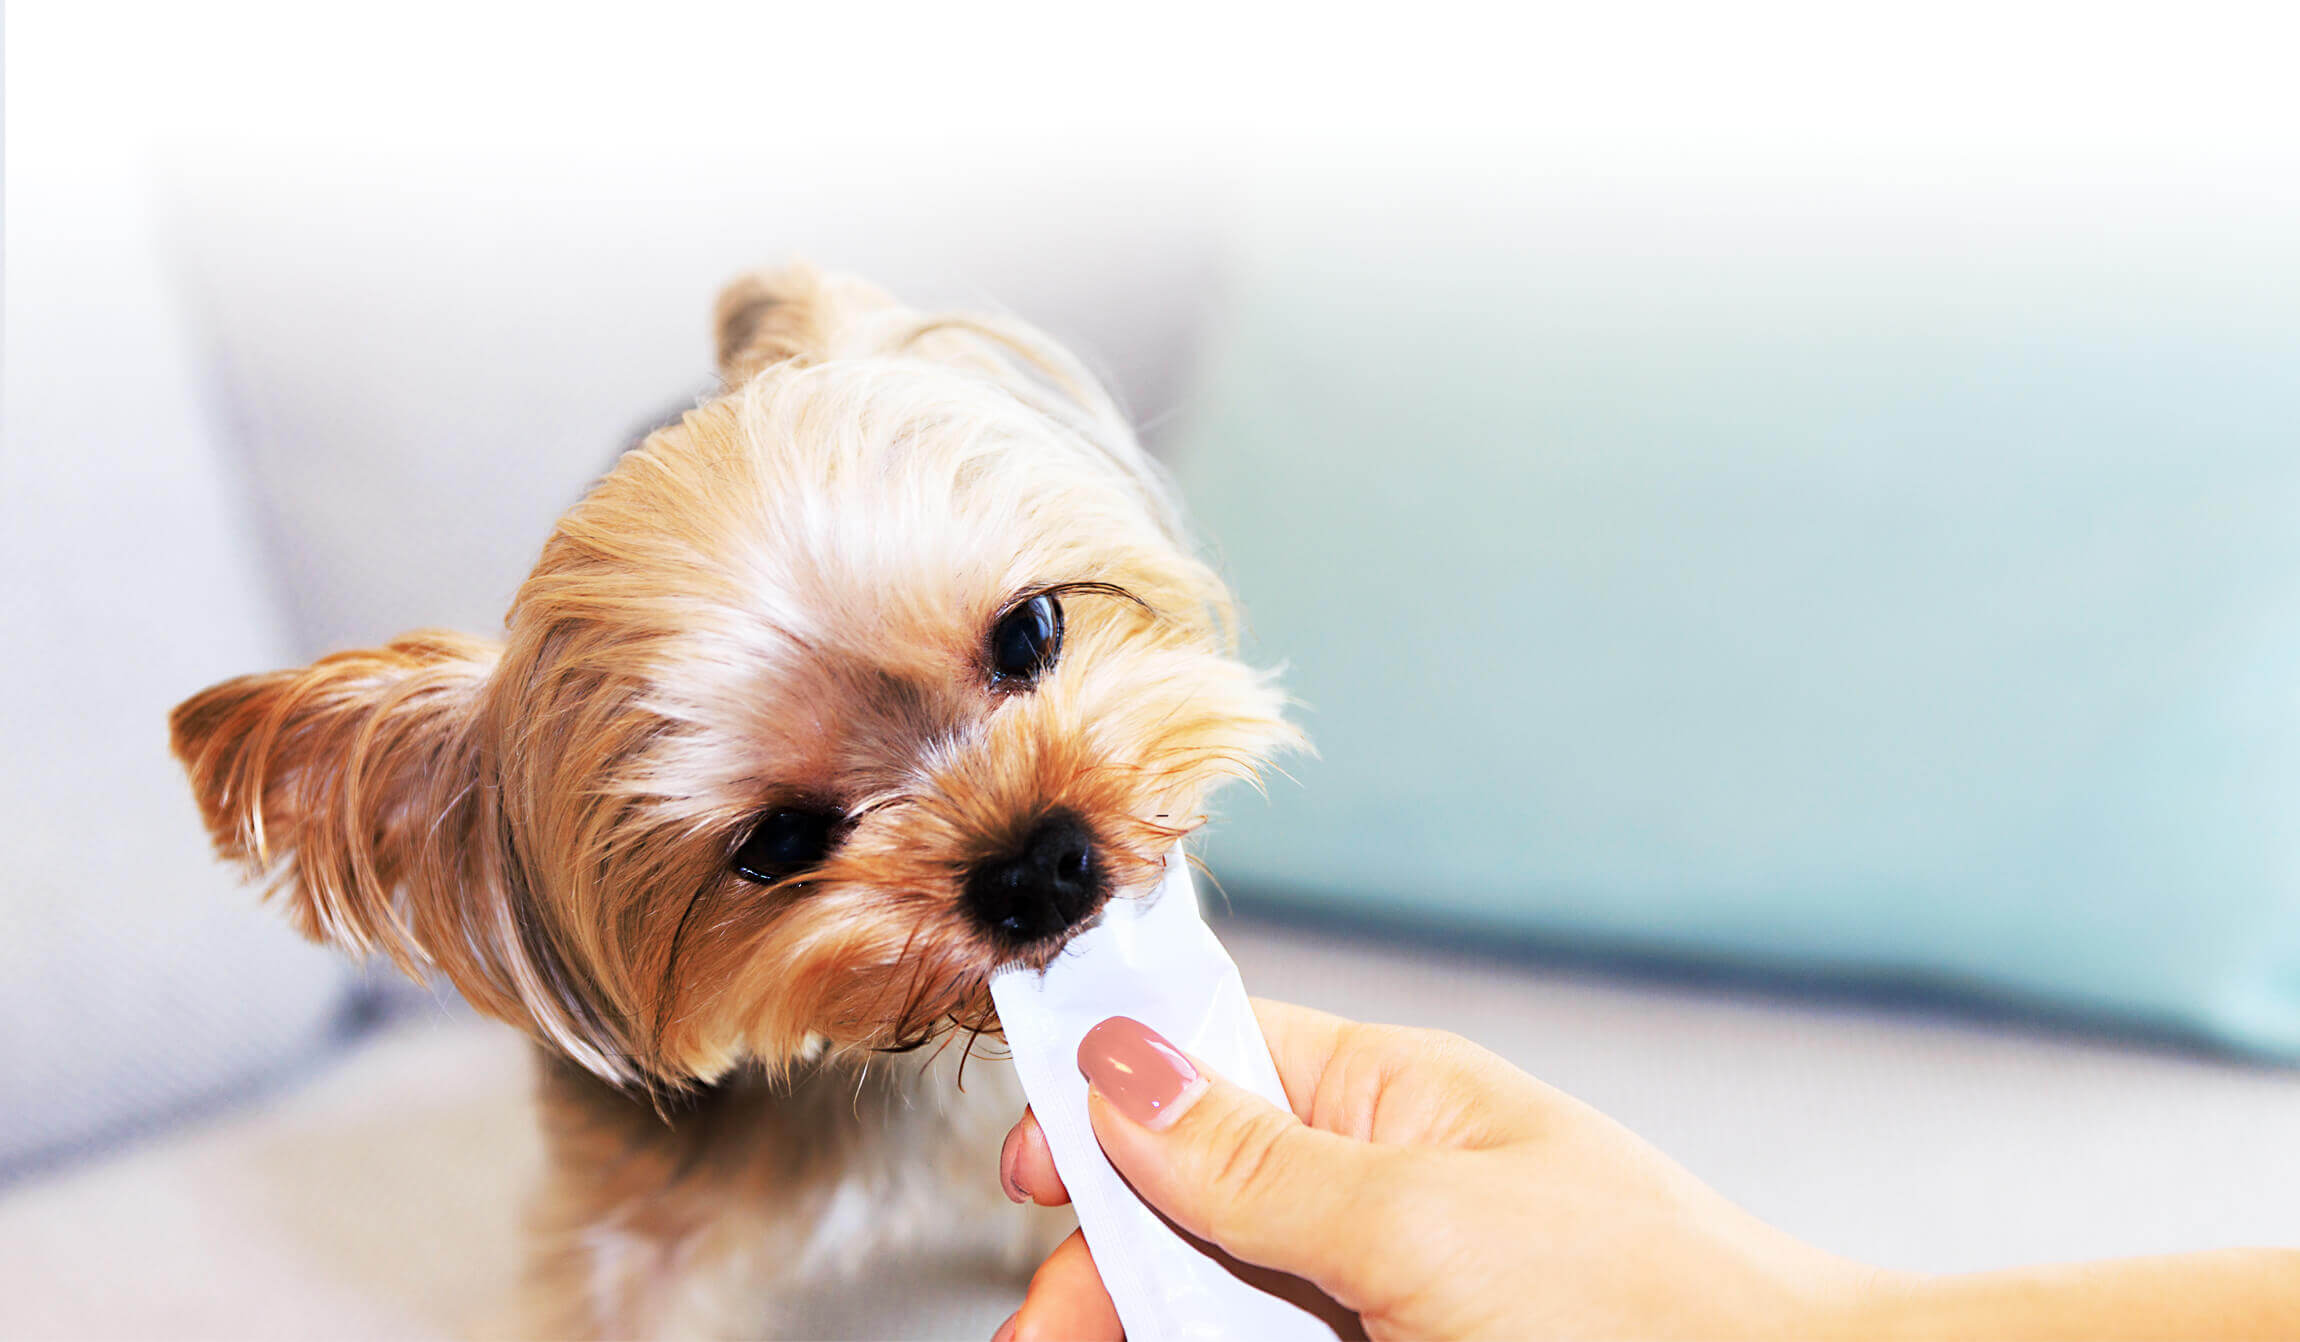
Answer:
[{"left": 1176, "top": 192, "right": 2300, "bottom": 1053}]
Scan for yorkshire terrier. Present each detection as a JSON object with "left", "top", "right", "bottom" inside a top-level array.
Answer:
[{"left": 169, "top": 265, "right": 1296, "bottom": 1338}]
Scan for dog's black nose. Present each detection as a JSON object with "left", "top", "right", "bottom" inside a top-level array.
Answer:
[{"left": 964, "top": 811, "right": 1105, "bottom": 946}]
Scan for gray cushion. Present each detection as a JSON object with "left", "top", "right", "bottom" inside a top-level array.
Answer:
[{"left": 0, "top": 149, "right": 356, "bottom": 1179}]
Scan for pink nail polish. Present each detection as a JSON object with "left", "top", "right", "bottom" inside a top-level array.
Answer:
[
  {"left": 1076, "top": 1016, "right": 1204, "bottom": 1129},
  {"left": 990, "top": 1308, "right": 1018, "bottom": 1342}
]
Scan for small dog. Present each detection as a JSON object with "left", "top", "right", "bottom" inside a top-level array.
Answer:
[{"left": 169, "top": 265, "right": 1296, "bottom": 1338}]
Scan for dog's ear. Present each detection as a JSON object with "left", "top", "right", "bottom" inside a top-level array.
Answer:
[
  {"left": 170, "top": 629, "right": 497, "bottom": 971},
  {"left": 169, "top": 632, "right": 641, "bottom": 1083},
  {"left": 713, "top": 261, "right": 900, "bottom": 385}
]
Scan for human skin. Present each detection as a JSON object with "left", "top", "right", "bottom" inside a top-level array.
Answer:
[{"left": 991, "top": 1000, "right": 2300, "bottom": 1341}]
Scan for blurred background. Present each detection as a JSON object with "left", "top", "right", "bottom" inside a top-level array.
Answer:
[{"left": 5, "top": 2, "right": 2299, "bottom": 1337}]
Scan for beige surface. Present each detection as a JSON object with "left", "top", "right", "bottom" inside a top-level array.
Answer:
[
  {"left": 0, "top": 1012, "right": 1024, "bottom": 1342},
  {"left": 0, "top": 1015, "right": 539, "bottom": 1341},
  {"left": 5, "top": 918, "right": 2298, "bottom": 1339}
]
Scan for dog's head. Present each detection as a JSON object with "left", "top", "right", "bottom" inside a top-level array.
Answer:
[{"left": 171, "top": 266, "right": 1296, "bottom": 1088}]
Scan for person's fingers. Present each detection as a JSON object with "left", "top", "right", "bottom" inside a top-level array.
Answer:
[
  {"left": 999, "top": 1108, "right": 1070, "bottom": 1207},
  {"left": 1251, "top": 999, "right": 1552, "bottom": 1147},
  {"left": 1000, "top": 1227, "right": 1123, "bottom": 1342},
  {"left": 1076, "top": 1015, "right": 1415, "bottom": 1302},
  {"left": 1246, "top": 997, "right": 1356, "bottom": 1122}
]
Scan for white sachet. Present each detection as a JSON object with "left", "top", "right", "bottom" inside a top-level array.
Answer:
[{"left": 990, "top": 851, "right": 1341, "bottom": 1342}]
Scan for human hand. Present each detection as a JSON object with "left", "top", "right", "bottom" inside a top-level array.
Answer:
[{"left": 992, "top": 999, "right": 1870, "bottom": 1341}]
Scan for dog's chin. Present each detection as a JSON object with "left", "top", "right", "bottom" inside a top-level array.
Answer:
[
  {"left": 839, "top": 890, "right": 1129, "bottom": 1059},
  {"left": 845, "top": 936, "right": 1075, "bottom": 1059}
]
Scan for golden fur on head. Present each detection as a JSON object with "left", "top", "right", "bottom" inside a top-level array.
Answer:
[{"left": 171, "top": 264, "right": 1297, "bottom": 1092}]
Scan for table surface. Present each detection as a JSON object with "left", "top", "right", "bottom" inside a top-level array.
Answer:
[{"left": 2, "top": 914, "right": 2294, "bottom": 1340}]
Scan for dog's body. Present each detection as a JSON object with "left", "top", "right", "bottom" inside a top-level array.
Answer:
[
  {"left": 168, "top": 265, "right": 1293, "bottom": 1337},
  {"left": 523, "top": 1041, "right": 1037, "bottom": 1336}
]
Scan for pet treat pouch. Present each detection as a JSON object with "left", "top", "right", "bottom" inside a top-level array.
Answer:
[{"left": 990, "top": 852, "right": 1341, "bottom": 1342}]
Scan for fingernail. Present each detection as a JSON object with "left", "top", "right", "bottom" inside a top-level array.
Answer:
[
  {"left": 990, "top": 1309, "right": 1018, "bottom": 1342},
  {"left": 1076, "top": 1016, "right": 1206, "bottom": 1129},
  {"left": 998, "top": 1124, "right": 1028, "bottom": 1204}
]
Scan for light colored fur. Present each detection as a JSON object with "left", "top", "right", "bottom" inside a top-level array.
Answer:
[{"left": 170, "top": 264, "right": 1297, "bottom": 1337}]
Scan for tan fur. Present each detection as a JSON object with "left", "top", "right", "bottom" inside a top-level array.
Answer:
[{"left": 169, "top": 263, "right": 1298, "bottom": 1338}]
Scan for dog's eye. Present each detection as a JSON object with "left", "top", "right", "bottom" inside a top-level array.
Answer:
[
  {"left": 732, "top": 806, "right": 840, "bottom": 884},
  {"left": 989, "top": 594, "right": 1064, "bottom": 686}
]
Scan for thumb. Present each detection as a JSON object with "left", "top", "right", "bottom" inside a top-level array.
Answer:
[{"left": 1076, "top": 1015, "right": 1405, "bottom": 1299}]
